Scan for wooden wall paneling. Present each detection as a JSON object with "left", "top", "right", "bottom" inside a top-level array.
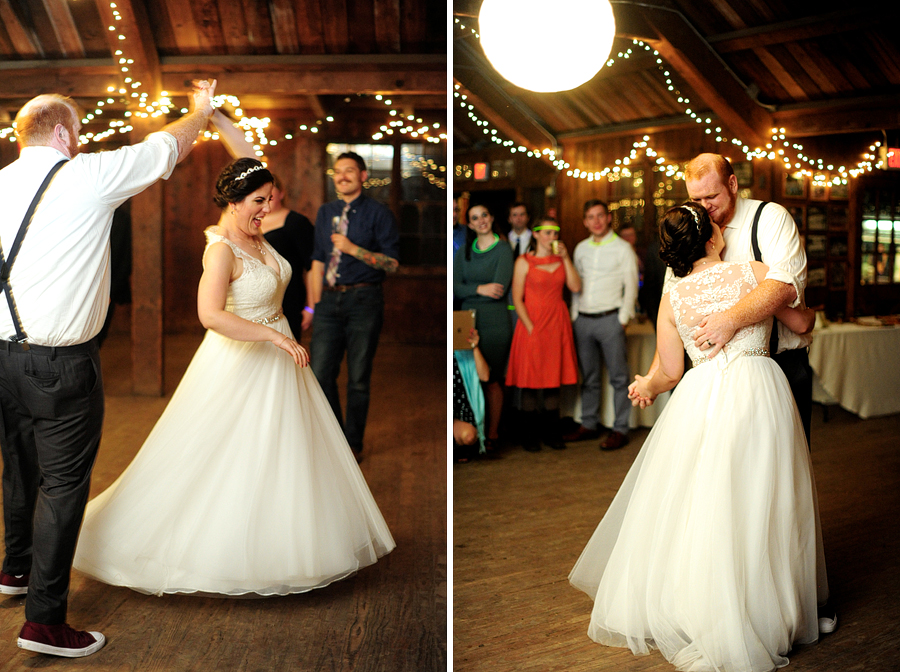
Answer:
[
  {"left": 164, "top": 141, "right": 229, "bottom": 333},
  {"left": 266, "top": 133, "right": 326, "bottom": 227},
  {"left": 130, "top": 118, "right": 166, "bottom": 395}
]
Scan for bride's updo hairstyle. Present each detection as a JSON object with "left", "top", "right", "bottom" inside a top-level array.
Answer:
[
  {"left": 213, "top": 158, "right": 274, "bottom": 209},
  {"left": 658, "top": 202, "right": 714, "bottom": 278}
]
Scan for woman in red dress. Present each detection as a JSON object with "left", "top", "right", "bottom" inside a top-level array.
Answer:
[{"left": 506, "top": 218, "right": 581, "bottom": 451}]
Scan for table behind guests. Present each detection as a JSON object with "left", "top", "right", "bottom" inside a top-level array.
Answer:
[{"left": 809, "top": 320, "right": 900, "bottom": 419}]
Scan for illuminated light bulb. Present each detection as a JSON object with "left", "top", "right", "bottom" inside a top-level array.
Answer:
[{"left": 479, "top": 0, "right": 615, "bottom": 92}]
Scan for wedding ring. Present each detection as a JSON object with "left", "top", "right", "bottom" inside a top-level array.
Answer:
[{"left": 706, "top": 340, "right": 713, "bottom": 347}]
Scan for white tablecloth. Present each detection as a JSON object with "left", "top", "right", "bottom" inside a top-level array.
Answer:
[
  {"left": 562, "top": 321, "right": 670, "bottom": 429},
  {"left": 808, "top": 322, "right": 900, "bottom": 419}
]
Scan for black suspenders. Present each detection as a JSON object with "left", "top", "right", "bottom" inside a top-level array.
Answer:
[
  {"left": 750, "top": 201, "right": 779, "bottom": 355},
  {"left": 0, "top": 159, "right": 68, "bottom": 347}
]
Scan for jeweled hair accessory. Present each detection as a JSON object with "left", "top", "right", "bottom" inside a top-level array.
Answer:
[
  {"left": 682, "top": 205, "right": 701, "bottom": 232},
  {"left": 235, "top": 165, "right": 264, "bottom": 182}
]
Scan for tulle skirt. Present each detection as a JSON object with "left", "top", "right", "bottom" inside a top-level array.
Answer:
[
  {"left": 570, "top": 355, "right": 827, "bottom": 672},
  {"left": 74, "top": 319, "right": 395, "bottom": 596}
]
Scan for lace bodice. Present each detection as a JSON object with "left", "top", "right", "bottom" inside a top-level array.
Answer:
[
  {"left": 203, "top": 227, "right": 292, "bottom": 322},
  {"left": 668, "top": 262, "right": 770, "bottom": 365}
]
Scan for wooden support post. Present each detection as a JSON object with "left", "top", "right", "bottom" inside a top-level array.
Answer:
[{"left": 130, "top": 118, "right": 166, "bottom": 396}]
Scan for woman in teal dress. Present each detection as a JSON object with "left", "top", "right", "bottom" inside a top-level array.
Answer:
[{"left": 452, "top": 204, "right": 514, "bottom": 450}]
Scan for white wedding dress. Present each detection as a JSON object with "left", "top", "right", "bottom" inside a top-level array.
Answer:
[
  {"left": 73, "top": 227, "right": 395, "bottom": 596},
  {"left": 570, "top": 262, "right": 828, "bottom": 672}
]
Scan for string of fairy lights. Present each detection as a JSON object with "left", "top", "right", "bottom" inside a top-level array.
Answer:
[
  {"left": 454, "top": 17, "right": 884, "bottom": 187},
  {"left": 1, "top": 1, "right": 446, "bottom": 188}
]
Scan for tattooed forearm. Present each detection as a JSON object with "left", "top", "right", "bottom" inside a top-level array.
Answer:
[{"left": 353, "top": 246, "right": 399, "bottom": 273}]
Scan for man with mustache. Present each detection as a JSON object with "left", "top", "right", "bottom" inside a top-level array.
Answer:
[{"left": 307, "top": 152, "right": 400, "bottom": 462}]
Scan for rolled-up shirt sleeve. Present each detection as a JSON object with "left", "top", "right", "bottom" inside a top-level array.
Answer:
[
  {"left": 758, "top": 204, "right": 806, "bottom": 307},
  {"left": 86, "top": 131, "right": 180, "bottom": 208}
]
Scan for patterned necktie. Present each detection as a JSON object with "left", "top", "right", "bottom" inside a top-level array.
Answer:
[{"left": 325, "top": 203, "right": 350, "bottom": 287}]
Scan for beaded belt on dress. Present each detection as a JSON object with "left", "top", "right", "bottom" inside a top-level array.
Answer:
[
  {"left": 693, "top": 347, "right": 769, "bottom": 367},
  {"left": 252, "top": 310, "right": 283, "bottom": 325}
]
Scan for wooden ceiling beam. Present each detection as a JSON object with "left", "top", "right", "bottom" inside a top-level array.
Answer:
[
  {"left": 291, "top": 0, "right": 326, "bottom": 54},
  {"left": 159, "top": 0, "right": 201, "bottom": 52},
  {"left": 41, "top": 0, "right": 85, "bottom": 57},
  {"left": 453, "top": 80, "right": 541, "bottom": 151},
  {"left": 321, "top": 0, "right": 350, "bottom": 54},
  {"left": 307, "top": 94, "right": 327, "bottom": 119},
  {"left": 374, "top": 0, "right": 402, "bottom": 53},
  {"left": 163, "top": 68, "right": 444, "bottom": 96},
  {"left": 637, "top": 8, "right": 771, "bottom": 148},
  {"left": 269, "top": 0, "right": 301, "bottom": 54},
  {"left": 0, "top": 0, "right": 41, "bottom": 57},
  {"left": 709, "top": 10, "right": 881, "bottom": 54},
  {"left": 94, "top": 0, "right": 163, "bottom": 99},
  {"left": 0, "top": 55, "right": 445, "bottom": 98},
  {"left": 773, "top": 95, "right": 900, "bottom": 137}
]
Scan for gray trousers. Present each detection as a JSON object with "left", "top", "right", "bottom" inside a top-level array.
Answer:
[
  {"left": 574, "top": 313, "right": 631, "bottom": 434},
  {"left": 0, "top": 339, "right": 103, "bottom": 624}
]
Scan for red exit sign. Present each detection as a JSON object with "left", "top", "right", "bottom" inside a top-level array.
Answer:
[{"left": 889, "top": 147, "right": 900, "bottom": 169}]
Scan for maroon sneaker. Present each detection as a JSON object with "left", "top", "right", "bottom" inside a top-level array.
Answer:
[
  {"left": 0, "top": 571, "right": 28, "bottom": 595},
  {"left": 17, "top": 621, "right": 105, "bottom": 657}
]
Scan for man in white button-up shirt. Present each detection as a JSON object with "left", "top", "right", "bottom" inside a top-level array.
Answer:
[
  {"left": 565, "top": 200, "right": 639, "bottom": 451},
  {"left": 0, "top": 82, "right": 216, "bottom": 657},
  {"left": 676, "top": 154, "right": 813, "bottom": 445}
]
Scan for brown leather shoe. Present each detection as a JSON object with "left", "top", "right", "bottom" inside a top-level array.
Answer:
[
  {"left": 600, "top": 431, "right": 629, "bottom": 451},
  {"left": 562, "top": 425, "right": 601, "bottom": 442}
]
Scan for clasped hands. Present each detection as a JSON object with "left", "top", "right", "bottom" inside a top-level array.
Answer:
[{"left": 628, "top": 311, "right": 737, "bottom": 407}]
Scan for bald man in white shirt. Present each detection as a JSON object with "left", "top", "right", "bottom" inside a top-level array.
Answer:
[{"left": 0, "top": 82, "right": 216, "bottom": 657}]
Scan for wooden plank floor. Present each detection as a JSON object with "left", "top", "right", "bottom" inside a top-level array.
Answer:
[
  {"left": 453, "top": 407, "right": 900, "bottom": 671},
  {"left": 0, "top": 327, "right": 446, "bottom": 671}
]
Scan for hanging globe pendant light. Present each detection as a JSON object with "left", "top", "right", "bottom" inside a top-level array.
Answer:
[{"left": 478, "top": 0, "right": 617, "bottom": 93}]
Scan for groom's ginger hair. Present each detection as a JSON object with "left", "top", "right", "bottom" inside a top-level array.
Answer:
[
  {"left": 15, "top": 94, "right": 79, "bottom": 147},
  {"left": 684, "top": 153, "right": 735, "bottom": 185}
]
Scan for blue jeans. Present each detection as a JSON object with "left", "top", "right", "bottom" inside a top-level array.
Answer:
[{"left": 310, "top": 285, "right": 384, "bottom": 450}]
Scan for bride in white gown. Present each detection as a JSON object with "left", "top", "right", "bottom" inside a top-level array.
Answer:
[
  {"left": 569, "top": 203, "right": 827, "bottom": 672},
  {"left": 73, "top": 158, "right": 394, "bottom": 597}
]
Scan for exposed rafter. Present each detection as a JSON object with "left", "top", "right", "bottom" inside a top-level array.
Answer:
[{"left": 93, "top": 0, "right": 162, "bottom": 98}]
